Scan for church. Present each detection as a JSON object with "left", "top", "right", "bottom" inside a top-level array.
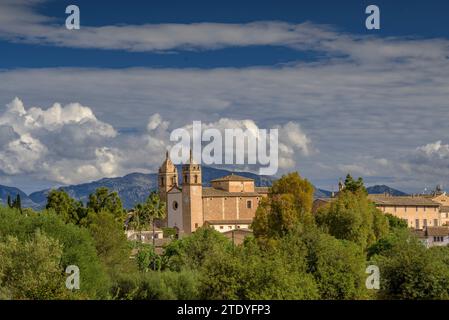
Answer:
[{"left": 158, "top": 151, "right": 269, "bottom": 235}]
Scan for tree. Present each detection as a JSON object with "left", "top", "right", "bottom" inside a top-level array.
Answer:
[
  {"left": 87, "top": 211, "right": 133, "bottom": 277},
  {"left": 163, "top": 227, "right": 233, "bottom": 271},
  {"left": 11, "top": 194, "right": 22, "bottom": 212},
  {"left": 371, "top": 229, "right": 449, "bottom": 299},
  {"left": 199, "top": 235, "right": 319, "bottom": 300},
  {"left": 302, "top": 228, "right": 369, "bottom": 299},
  {"left": 315, "top": 183, "right": 389, "bottom": 249},
  {"left": 46, "top": 189, "right": 87, "bottom": 225},
  {"left": 7, "top": 195, "right": 12, "bottom": 208},
  {"left": 0, "top": 206, "right": 110, "bottom": 299},
  {"left": 344, "top": 174, "right": 366, "bottom": 194},
  {"left": 252, "top": 172, "right": 314, "bottom": 241},
  {"left": 0, "top": 231, "right": 69, "bottom": 299},
  {"left": 87, "top": 187, "right": 124, "bottom": 222}
]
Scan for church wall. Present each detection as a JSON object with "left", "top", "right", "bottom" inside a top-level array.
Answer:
[
  {"left": 202, "top": 195, "right": 261, "bottom": 221},
  {"left": 167, "top": 190, "right": 183, "bottom": 231}
]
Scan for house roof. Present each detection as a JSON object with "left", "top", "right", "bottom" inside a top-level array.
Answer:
[
  {"left": 204, "top": 219, "right": 253, "bottom": 225},
  {"left": 368, "top": 195, "right": 440, "bottom": 207},
  {"left": 426, "top": 227, "right": 449, "bottom": 237},
  {"left": 222, "top": 228, "right": 253, "bottom": 235},
  {"left": 210, "top": 174, "right": 254, "bottom": 182},
  {"left": 202, "top": 187, "right": 265, "bottom": 198},
  {"left": 255, "top": 187, "right": 270, "bottom": 194}
]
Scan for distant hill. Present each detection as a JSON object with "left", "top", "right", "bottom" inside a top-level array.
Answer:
[
  {"left": 366, "top": 185, "right": 408, "bottom": 196},
  {"left": 28, "top": 166, "right": 276, "bottom": 209},
  {"left": 311, "top": 185, "right": 408, "bottom": 199},
  {"left": 0, "top": 185, "right": 38, "bottom": 209},
  {"left": 2, "top": 172, "right": 408, "bottom": 210}
]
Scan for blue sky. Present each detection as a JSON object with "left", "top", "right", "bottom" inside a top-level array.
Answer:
[{"left": 0, "top": 0, "right": 449, "bottom": 194}]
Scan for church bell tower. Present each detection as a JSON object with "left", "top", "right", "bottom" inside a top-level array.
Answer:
[
  {"left": 158, "top": 151, "right": 178, "bottom": 203},
  {"left": 182, "top": 150, "right": 203, "bottom": 233}
]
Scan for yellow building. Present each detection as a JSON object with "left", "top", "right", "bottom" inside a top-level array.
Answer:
[
  {"left": 428, "top": 193, "right": 449, "bottom": 226},
  {"left": 368, "top": 194, "right": 440, "bottom": 229},
  {"left": 158, "top": 152, "right": 268, "bottom": 235}
]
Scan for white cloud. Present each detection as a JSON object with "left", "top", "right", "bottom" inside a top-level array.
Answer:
[
  {"left": 0, "top": 98, "right": 310, "bottom": 185},
  {"left": 0, "top": 0, "right": 448, "bottom": 66}
]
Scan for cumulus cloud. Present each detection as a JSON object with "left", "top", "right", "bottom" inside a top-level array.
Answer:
[
  {"left": 0, "top": 98, "right": 310, "bottom": 184},
  {"left": 0, "top": 98, "right": 118, "bottom": 183}
]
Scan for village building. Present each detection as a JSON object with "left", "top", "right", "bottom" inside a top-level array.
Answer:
[
  {"left": 367, "top": 194, "right": 441, "bottom": 229},
  {"left": 158, "top": 151, "right": 268, "bottom": 235},
  {"left": 312, "top": 192, "right": 443, "bottom": 231},
  {"left": 414, "top": 226, "right": 449, "bottom": 248}
]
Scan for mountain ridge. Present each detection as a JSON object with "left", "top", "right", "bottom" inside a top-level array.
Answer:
[{"left": 1, "top": 169, "right": 408, "bottom": 209}]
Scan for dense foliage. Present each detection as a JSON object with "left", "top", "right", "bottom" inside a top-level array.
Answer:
[{"left": 1, "top": 173, "right": 449, "bottom": 300}]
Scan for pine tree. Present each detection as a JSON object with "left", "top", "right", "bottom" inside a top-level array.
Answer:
[
  {"left": 15, "top": 194, "right": 22, "bottom": 212},
  {"left": 7, "top": 195, "right": 12, "bottom": 208}
]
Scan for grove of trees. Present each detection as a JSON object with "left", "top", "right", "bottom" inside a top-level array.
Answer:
[{"left": 1, "top": 173, "right": 449, "bottom": 300}]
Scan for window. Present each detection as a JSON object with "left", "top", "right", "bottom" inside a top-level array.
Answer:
[
  {"left": 247, "top": 200, "right": 252, "bottom": 209},
  {"left": 416, "top": 206, "right": 418, "bottom": 212},
  {"left": 172, "top": 201, "right": 178, "bottom": 210},
  {"left": 194, "top": 223, "right": 199, "bottom": 229},
  {"left": 184, "top": 175, "right": 187, "bottom": 183},
  {"left": 434, "top": 219, "right": 438, "bottom": 227},
  {"left": 415, "top": 219, "right": 420, "bottom": 229},
  {"left": 394, "top": 206, "right": 397, "bottom": 212},
  {"left": 194, "top": 175, "right": 198, "bottom": 184},
  {"left": 237, "top": 225, "right": 241, "bottom": 229},
  {"left": 423, "top": 219, "right": 428, "bottom": 227},
  {"left": 220, "top": 226, "right": 224, "bottom": 230},
  {"left": 404, "top": 206, "right": 407, "bottom": 212},
  {"left": 228, "top": 226, "right": 233, "bottom": 230},
  {"left": 161, "top": 177, "right": 164, "bottom": 186},
  {"left": 424, "top": 207, "right": 426, "bottom": 212}
]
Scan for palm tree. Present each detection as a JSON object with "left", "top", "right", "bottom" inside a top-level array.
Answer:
[{"left": 146, "top": 192, "right": 166, "bottom": 248}]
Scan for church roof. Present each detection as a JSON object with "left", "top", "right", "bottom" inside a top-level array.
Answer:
[
  {"left": 202, "top": 187, "right": 264, "bottom": 197},
  {"left": 211, "top": 174, "right": 254, "bottom": 182},
  {"left": 204, "top": 219, "right": 253, "bottom": 225}
]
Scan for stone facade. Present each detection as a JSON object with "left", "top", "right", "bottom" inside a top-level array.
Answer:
[{"left": 159, "top": 152, "right": 268, "bottom": 235}]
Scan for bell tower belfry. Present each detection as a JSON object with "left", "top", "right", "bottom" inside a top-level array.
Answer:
[
  {"left": 158, "top": 151, "right": 178, "bottom": 203},
  {"left": 182, "top": 150, "right": 203, "bottom": 233}
]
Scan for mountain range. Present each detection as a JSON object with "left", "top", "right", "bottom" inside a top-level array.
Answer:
[{"left": 0, "top": 167, "right": 407, "bottom": 209}]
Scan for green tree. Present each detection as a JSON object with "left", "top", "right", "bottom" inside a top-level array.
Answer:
[
  {"left": 163, "top": 227, "right": 233, "bottom": 271},
  {"left": 302, "top": 228, "right": 369, "bottom": 299},
  {"left": 0, "top": 206, "right": 110, "bottom": 298},
  {"left": 7, "top": 195, "right": 12, "bottom": 208},
  {"left": 87, "top": 187, "right": 125, "bottom": 222},
  {"left": 199, "top": 235, "right": 319, "bottom": 300},
  {"left": 0, "top": 231, "right": 69, "bottom": 299},
  {"left": 252, "top": 172, "right": 314, "bottom": 240},
  {"left": 371, "top": 229, "right": 449, "bottom": 299},
  {"left": 11, "top": 194, "right": 22, "bottom": 212},
  {"left": 46, "top": 189, "right": 87, "bottom": 225},
  {"left": 315, "top": 187, "right": 388, "bottom": 249},
  {"left": 88, "top": 211, "right": 133, "bottom": 277},
  {"left": 344, "top": 174, "right": 367, "bottom": 194}
]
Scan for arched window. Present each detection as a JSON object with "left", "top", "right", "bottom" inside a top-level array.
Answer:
[
  {"left": 161, "top": 177, "right": 164, "bottom": 186},
  {"left": 194, "top": 175, "right": 198, "bottom": 184}
]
